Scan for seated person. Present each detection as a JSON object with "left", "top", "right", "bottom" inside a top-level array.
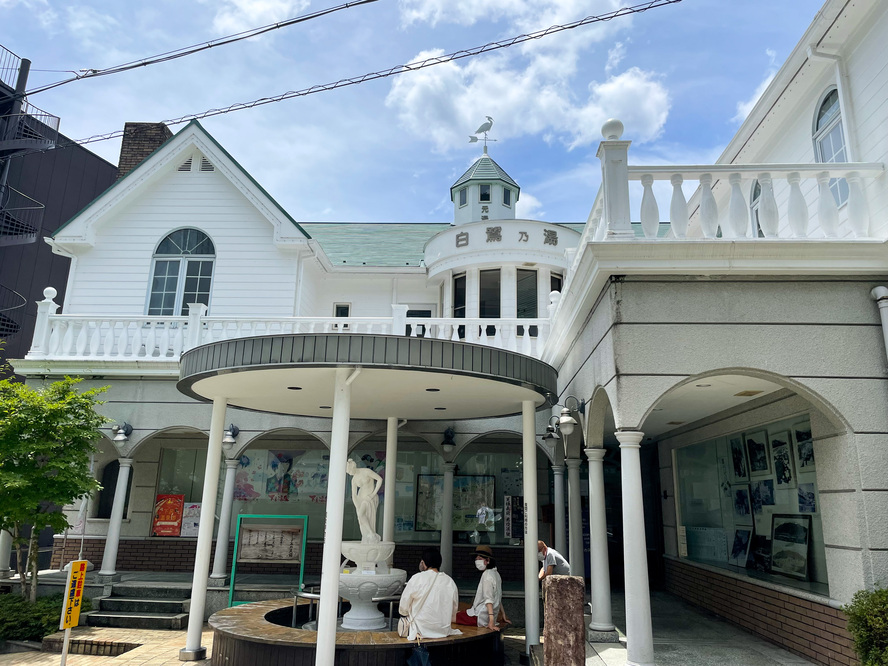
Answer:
[
  {"left": 398, "top": 548, "right": 461, "bottom": 640},
  {"left": 455, "top": 545, "right": 511, "bottom": 630}
]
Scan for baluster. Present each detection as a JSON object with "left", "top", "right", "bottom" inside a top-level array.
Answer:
[
  {"left": 61, "top": 321, "right": 75, "bottom": 356},
  {"left": 757, "top": 173, "right": 779, "bottom": 238},
  {"left": 640, "top": 174, "right": 659, "bottom": 239},
  {"left": 75, "top": 322, "right": 89, "bottom": 356},
  {"left": 450, "top": 324, "right": 460, "bottom": 342},
  {"left": 103, "top": 322, "right": 115, "bottom": 358},
  {"left": 501, "top": 324, "right": 515, "bottom": 352},
  {"left": 48, "top": 321, "right": 62, "bottom": 355},
  {"left": 699, "top": 174, "right": 719, "bottom": 238},
  {"left": 536, "top": 323, "right": 549, "bottom": 355},
  {"left": 669, "top": 174, "right": 688, "bottom": 238},
  {"left": 846, "top": 171, "right": 870, "bottom": 238},
  {"left": 145, "top": 322, "right": 157, "bottom": 358},
  {"left": 492, "top": 324, "right": 503, "bottom": 348},
  {"left": 116, "top": 322, "right": 129, "bottom": 357},
  {"left": 437, "top": 323, "right": 448, "bottom": 340},
  {"left": 159, "top": 322, "right": 171, "bottom": 357},
  {"left": 172, "top": 325, "right": 184, "bottom": 356},
  {"left": 479, "top": 323, "right": 489, "bottom": 346},
  {"left": 89, "top": 321, "right": 103, "bottom": 356},
  {"left": 817, "top": 171, "right": 840, "bottom": 237},
  {"left": 726, "top": 173, "right": 748, "bottom": 238},
  {"left": 130, "top": 322, "right": 142, "bottom": 358},
  {"left": 786, "top": 172, "right": 809, "bottom": 238},
  {"left": 521, "top": 327, "right": 532, "bottom": 355}
]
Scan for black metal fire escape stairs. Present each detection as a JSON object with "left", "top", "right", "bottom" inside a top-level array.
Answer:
[{"left": 0, "top": 46, "right": 59, "bottom": 340}]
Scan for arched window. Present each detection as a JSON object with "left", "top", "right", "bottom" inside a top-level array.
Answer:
[
  {"left": 813, "top": 88, "right": 849, "bottom": 207},
  {"left": 147, "top": 229, "right": 215, "bottom": 316},
  {"left": 749, "top": 180, "right": 765, "bottom": 238}
]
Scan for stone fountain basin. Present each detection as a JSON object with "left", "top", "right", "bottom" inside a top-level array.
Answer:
[{"left": 340, "top": 540, "right": 396, "bottom": 568}]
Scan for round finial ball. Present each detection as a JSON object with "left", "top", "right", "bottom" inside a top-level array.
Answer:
[
  {"left": 43, "top": 287, "right": 57, "bottom": 300},
  {"left": 601, "top": 118, "right": 624, "bottom": 140}
]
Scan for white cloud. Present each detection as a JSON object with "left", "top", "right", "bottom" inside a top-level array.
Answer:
[
  {"left": 204, "top": 0, "right": 310, "bottom": 34},
  {"left": 0, "top": 0, "right": 57, "bottom": 28},
  {"left": 64, "top": 6, "right": 119, "bottom": 50},
  {"left": 605, "top": 41, "right": 626, "bottom": 74},
  {"left": 516, "top": 191, "right": 544, "bottom": 219},
  {"left": 732, "top": 50, "right": 778, "bottom": 124}
]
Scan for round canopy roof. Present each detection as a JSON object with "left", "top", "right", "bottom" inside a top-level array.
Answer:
[{"left": 178, "top": 334, "right": 557, "bottom": 420}]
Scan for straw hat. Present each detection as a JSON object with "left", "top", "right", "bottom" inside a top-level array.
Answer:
[{"left": 473, "top": 545, "right": 494, "bottom": 559}]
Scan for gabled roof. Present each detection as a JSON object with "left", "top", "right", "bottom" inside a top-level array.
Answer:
[
  {"left": 52, "top": 120, "right": 310, "bottom": 243},
  {"left": 301, "top": 223, "right": 450, "bottom": 267},
  {"left": 450, "top": 151, "right": 520, "bottom": 199}
]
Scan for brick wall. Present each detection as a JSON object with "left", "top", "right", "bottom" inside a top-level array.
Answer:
[
  {"left": 116, "top": 122, "right": 173, "bottom": 179},
  {"left": 663, "top": 558, "right": 857, "bottom": 665},
  {"left": 52, "top": 538, "right": 527, "bottom": 582}
]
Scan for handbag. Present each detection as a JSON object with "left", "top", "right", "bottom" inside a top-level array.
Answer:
[{"left": 398, "top": 572, "right": 440, "bottom": 638}]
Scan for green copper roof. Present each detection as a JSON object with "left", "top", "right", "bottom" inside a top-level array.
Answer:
[
  {"left": 300, "top": 223, "right": 451, "bottom": 267},
  {"left": 450, "top": 151, "right": 520, "bottom": 199}
]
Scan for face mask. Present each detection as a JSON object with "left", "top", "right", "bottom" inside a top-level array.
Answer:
[
  {"left": 537, "top": 552, "right": 545, "bottom": 562},
  {"left": 419, "top": 561, "right": 427, "bottom": 572},
  {"left": 475, "top": 560, "right": 487, "bottom": 571}
]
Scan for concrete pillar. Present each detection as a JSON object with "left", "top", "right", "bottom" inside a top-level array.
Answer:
[
  {"left": 97, "top": 458, "right": 133, "bottom": 579},
  {"left": 501, "top": 265, "right": 517, "bottom": 319},
  {"left": 440, "top": 462, "right": 456, "bottom": 575},
  {"left": 316, "top": 367, "right": 354, "bottom": 666},
  {"left": 585, "top": 448, "right": 616, "bottom": 635},
  {"left": 566, "top": 458, "right": 584, "bottom": 577},
  {"left": 180, "top": 398, "right": 227, "bottom": 661},
  {"left": 597, "top": 120, "right": 633, "bottom": 239},
  {"left": 616, "top": 431, "right": 654, "bottom": 666},
  {"left": 382, "top": 417, "right": 398, "bottom": 546},
  {"left": 0, "top": 530, "right": 12, "bottom": 578},
  {"left": 210, "top": 458, "right": 240, "bottom": 581},
  {"left": 552, "top": 465, "right": 566, "bottom": 556},
  {"left": 522, "top": 400, "right": 540, "bottom": 654}
]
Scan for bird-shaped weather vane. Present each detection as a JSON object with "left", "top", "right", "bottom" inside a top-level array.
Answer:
[{"left": 469, "top": 116, "right": 496, "bottom": 151}]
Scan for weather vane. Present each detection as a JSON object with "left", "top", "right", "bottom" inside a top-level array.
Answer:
[{"left": 469, "top": 116, "right": 497, "bottom": 150}]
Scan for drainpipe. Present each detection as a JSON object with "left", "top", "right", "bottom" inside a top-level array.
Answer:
[
  {"left": 870, "top": 287, "right": 888, "bottom": 364},
  {"left": 807, "top": 46, "right": 859, "bottom": 161}
]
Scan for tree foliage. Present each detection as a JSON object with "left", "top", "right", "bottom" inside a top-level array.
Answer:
[
  {"left": 0, "top": 376, "right": 107, "bottom": 599},
  {"left": 845, "top": 587, "right": 888, "bottom": 665}
]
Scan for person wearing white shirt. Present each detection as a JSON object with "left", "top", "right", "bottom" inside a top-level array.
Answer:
[
  {"left": 455, "top": 545, "right": 511, "bottom": 631},
  {"left": 398, "top": 548, "right": 461, "bottom": 640}
]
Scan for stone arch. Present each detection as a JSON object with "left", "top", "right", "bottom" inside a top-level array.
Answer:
[
  {"left": 241, "top": 426, "right": 328, "bottom": 453},
  {"left": 585, "top": 386, "right": 615, "bottom": 449}
]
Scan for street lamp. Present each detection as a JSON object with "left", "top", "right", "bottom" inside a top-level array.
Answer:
[
  {"left": 111, "top": 423, "right": 132, "bottom": 442},
  {"left": 222, "top": 424, "right": 240, "bottom": 453}
]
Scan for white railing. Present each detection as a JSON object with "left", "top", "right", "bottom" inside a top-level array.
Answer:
[{"left": 25, "top": 290, "right": 553, "bottom": 363}]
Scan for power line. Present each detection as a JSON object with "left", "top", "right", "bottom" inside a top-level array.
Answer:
[
  {"left": 62, "top": 0, "right": 681, "bottom": 148},
  {"left": 25, "top": 0, "right": 379, "bottom": 96}
]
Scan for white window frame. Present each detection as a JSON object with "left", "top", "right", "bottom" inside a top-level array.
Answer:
[
  {"left": 502, "top": 187, "right": 512, "bottom": 208},
  {"left": 458, "top": 187, "right": 468, "bottom": 207},
  {"left": 479, "top": 183, "right": 491, "bottom": 203},
  {"left": 146, "top": 228, "right": 215, "bottom": 316},
  {"left": 812, "top": 86, "right": 849, "bottom": 208},
  {"left": 333, "top": 302, "right": 351, "bottom": 330}
]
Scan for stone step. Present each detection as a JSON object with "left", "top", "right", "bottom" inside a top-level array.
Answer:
[
  {"left": 109, "top": 584, "right": 194, "bottom": 600},
  {"left": 86, "top": 611, "right": 188, "bottom": 630},
  {"left": 99, "top": 597, "right": 189, "bottom": 614}
]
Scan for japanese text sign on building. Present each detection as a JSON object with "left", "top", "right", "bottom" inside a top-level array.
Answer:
[
  {"left": 455, "top": 232, "right": 469, "bottom": 248},
  {"left": 60, "top": 560, "right": 87, "bottom": 630}
]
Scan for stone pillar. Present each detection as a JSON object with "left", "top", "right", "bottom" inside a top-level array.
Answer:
[
  {"left": 440, "top": 462, "right": 456, "bottom": 575},
  {"left": 180, "top": 398, "right": 227, "bottom": 661},
  {"left": 501, "top": 265, "right": 517, "bottom": 319},
  {"left": 543, "top": 576, "right": 586, "bottom": 666},
  {"left": 566, "top": 458, "right": 584, "bottom": 577},
  {"left": 522, "top": 400, "right": 540, "bottom": 654},
  {"left": 0, "top": 530, "right": 12, "bottom": 578},
  {"left": 616, "top": 431, "right": 654, "bottom": 666},
  {"left": 316, "top": 367, "right": 354, "bottom": 666},
  {"left": 552, "top": 465, "right": 566, "bottom": 556},
  {"left": 210, "top": 458, "right": 240, "bottom": 583},
  {"left": 382, "top": 417, "right": 398, "bottom": 546},
  {"left": 97, "top": 458, "right": 133, "bottom": 581},
  {"left": 585, "top": 448, "right": 617, "bottom": 639},
  {"left": 596, "top": 119, "right": 633, "bottom": 239}
]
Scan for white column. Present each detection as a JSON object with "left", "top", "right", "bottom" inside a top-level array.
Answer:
[
  {"left": 316, "top": 368, "right": 354, "bottom": 666},
  {"left": 566, "top": 458, "right": 584, "bottom": 577},
  {"left": 501, "top": 265, "right": 517, "bottom": 319},
  {"left": 210, "top": 458, "right": 240, "bottom": 580},
  {"left": 180, "top": 398, "right": 227, "bottom": 661},
  {"left": 552, "top": 465, "right": 566, "bottom": 556},
  {"left": 0, "top": 530, "right": 12, "bottom": 578},
  {"left": 466, "top": 268, "right": 480, "bottom": 319},
  {"left": 97, "top": 458, "right": 133, "bottom": 578},
  {"left": 522, "top": 400, "right": 540, "bottom": 653},
  {"left": 440, "top": 463, "right": 456, "bottom": 575},
  {"left": 596, "top": 119, "right": 633, "bottom": 239},
  {"left": 616, "top": 431, "right": 654, "bottom": 666},
  {"left": 585, "top": 448, "right": 614, "bottom": 632},
  {"left": 382, "top": 417, "right": 398, "bottom": 546}
]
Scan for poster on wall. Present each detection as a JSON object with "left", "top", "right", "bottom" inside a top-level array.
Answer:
[
  {"left": 770, "top": 514, "right": 811, "bottom": 580},
  {"left": 151, "top": 494, "right": 185, "bottom": 537},
  {"left": 234, "top": 453, "right": 264, "bottom": 501},
  {"left": 798, "top": 483, "right": 817, "bottom": 513},
  {"left": 728, "top": 436, "right": 749, "bottom": 483},
  {"left": 794, "top": 421, "right": 815, "bottom": 471},
  {"left": 770, "top": 432, "right": 797, "bottom": 488},
  {"left": 751, "top": 479, "right": 775, "bottom": 515},
  {"left": 728, "top": 528, "right": 752, "bottom": 567},
  {"left": 415, "top": 475, "right": 496, "bottom": 532},
  {"left": 504, "top": 495, "right": 524, "bottom": 540},
  {"left": 731, "top": 485, "right": 753, "bottom": 526},
  {"left": 180, "top": 502, "right": 201, "bottom": 537},
  {"left": 744, "top": 430, "right": 771, "bottom": 477}
]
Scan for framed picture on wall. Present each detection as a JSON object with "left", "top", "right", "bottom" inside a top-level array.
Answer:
[
  {"left": 729, "top": 436, "right": 750, "bottom": 483},
  {"left": 414, "top": 474, "right": 496, "bottom": 532},
  {"left": 793, "top": 420, "right": 816, "bottom": 472},
  {"left": 731, "top": 485, "right": 753, "bottom": 526},
  {"left": 744, "top": 430, "right": 771, "bottom": 477},
  {"left": 770, "top": 431, "right": 797, "bottom": 488},
  {"left": 770, "top": 514, "right": 811, "bottom": 581},
  {"left": 728, "top": 527, "right": 753, "bottom": 567}
]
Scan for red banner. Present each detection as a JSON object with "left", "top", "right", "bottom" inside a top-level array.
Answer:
[{"left": 151, "top": 494, "right": 185, "bottom": 537}]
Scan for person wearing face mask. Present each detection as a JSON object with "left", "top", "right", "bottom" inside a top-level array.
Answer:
[
  {"left": 398, "top": 547, "right": 461, "bottom": 640},
  {"left": 454, "top": 545, "right": 511, "bottom": 631},
  {"left": 537, "top": 540, "right": 570, "bottom": 580}
]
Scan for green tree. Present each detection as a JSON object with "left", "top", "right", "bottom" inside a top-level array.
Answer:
[{"left": 0, "top": 377, "right": 107, "bottom": 600}]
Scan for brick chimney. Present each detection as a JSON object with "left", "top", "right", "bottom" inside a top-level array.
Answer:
[{"left": 117, "top": 122, "right": 173, "bottom": 179}]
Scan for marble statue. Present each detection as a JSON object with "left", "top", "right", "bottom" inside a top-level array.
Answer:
[{"left": 346, "top": 458, "right": 382, "bottom": 544}]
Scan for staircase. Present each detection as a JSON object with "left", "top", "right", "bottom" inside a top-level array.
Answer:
[{"left": 87, "top": 585, "right": 190, "bottom": 630}]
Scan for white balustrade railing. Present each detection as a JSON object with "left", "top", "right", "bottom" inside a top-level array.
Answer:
[
  {"left": 405, "top": 317, "right": 550, "bottom": 357},
  {"left": 626, "top": 163, "right": 883, "bottom": 239}
]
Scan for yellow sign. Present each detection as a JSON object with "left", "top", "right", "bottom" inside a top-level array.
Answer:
[{"left": 60, "top": 560, "right": 87, "bottom": 630}]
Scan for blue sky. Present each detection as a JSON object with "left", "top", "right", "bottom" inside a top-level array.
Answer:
[{"left": 3, "top": 0, "right": 822, "bottom": 224}]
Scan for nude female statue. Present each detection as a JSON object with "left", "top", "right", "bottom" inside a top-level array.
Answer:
[{"left": 346, "top": 458, "right": 383, "bottom": 543}]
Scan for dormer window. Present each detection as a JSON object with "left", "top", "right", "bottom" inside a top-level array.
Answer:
[
  {"left": 479, "top": 184, "right": 491, "bottom": 203},
  {"left": 459, "top": 187, "right": 467, "bottom": 207},
  {"left": 503, "top": 188, "right": 512, "bottom": 207}
]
